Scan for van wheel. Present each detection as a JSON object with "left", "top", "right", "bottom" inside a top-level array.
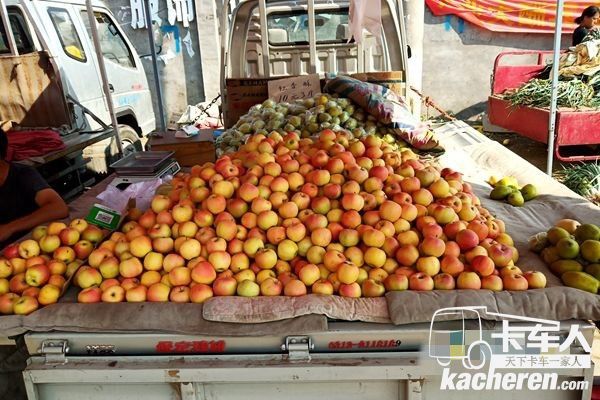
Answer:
[
  {"left": 115, "top": 124, "right": 143, "bottom": 156},
  {"left": 104, "top": 124, "right": 143, "bottom": 167}
]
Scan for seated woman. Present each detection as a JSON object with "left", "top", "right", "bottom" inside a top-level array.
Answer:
[
  {"left": 0, "top": 128, "right": 69, "bottom": 249},
  {"left": 573, "top": 5, "right": 599, "bottom": 46}
]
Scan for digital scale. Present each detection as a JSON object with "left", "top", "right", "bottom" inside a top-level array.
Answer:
[{"left": 109, "top": 151, "right": 180, "bottom": 188}]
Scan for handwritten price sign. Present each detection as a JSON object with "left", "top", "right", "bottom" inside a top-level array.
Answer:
[{"left": 268, "top": 74, "right": 321, "bottom": 103}]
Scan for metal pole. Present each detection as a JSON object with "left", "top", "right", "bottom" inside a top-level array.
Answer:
[
  {"left": 220, "top": 0, "right": 230, "bottom": 124},
  {"left": 258, "top": 0, "right": 270, "bottom": 78},
  {"left": 307, "top": 0, "right": 318, "bottom": 74},
  {"left": 85, "top": 0, "right": 123, "bottom": 155},
  {"left": 0, "top": 0, "right": 18, "bottom": 55},
  {"left": 546, "top": 0, "right": 564, "bottom": 175},
  {"left": 143, "top": 0, "right": 167, "bottom": 132},
  {"left": 397, "top": 0, "right": 411, "bottom": 99}
]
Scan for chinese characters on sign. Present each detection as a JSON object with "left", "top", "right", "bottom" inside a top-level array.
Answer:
[
  {"left": 490, "top": 354, "right": 590, "bottom": 369},
  {"left": 491, "top": 321, "right": 592, "bottom": 354},
  {"left": 155, "top": 340, "right": 226, "bottom": 353},
  {"left": 130, "top": 0, "right": 194, "bottom": 29},
  {"left": 488, "top": 320, "right": 592, "bottom": 369},
  {"left": 268, "top": 74, "right": 321, "bottom": 103}
]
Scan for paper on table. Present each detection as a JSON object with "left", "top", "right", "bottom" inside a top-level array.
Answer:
[
  {"left": 182, "top": 125, "right": 200, "bottom": 135},
  {"left": 174, "top": 126, "right": 200, "bottom": 138}
]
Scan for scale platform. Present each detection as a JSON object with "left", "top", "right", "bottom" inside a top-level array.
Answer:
[{"left": 109, "top": 151, "right": 180, "bottom": 187}]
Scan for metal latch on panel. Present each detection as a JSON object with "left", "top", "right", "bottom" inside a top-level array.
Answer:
[
  {"left": 281, "top": 336, "right": 314, "bottom": 361},
  {"left": 40, "top": 339, "right": 69, "bottom": 365}
]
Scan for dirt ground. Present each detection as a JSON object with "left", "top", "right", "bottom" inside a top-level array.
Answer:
[
  {"left": 460, "top": 121, "right": 566, "bottom": 173},
  {"left": 459, "top": 120, "right": 598, "bottom": 206},
  {"left": 483, "top": 131, "right": 558, "bottom": 172}
]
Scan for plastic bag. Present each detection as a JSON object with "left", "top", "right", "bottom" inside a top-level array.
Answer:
[
  {"left": 97, "top": 179, "right": 165, "bottom": 214},
  {"left": 324, "top": 76, "right": 442, "bottom": 151},
  {"left": 348, "top": 0, "right": 382, "bottom": 44}
]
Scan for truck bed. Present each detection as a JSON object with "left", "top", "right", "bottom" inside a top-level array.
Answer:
[
  {"left": 487, "top": 50, "right": 600, "bottom": 162},
  {"left": 3, "top": 120, "right": 597, "bottom": 400},
  {"left": 0, "top": 121, "right": 596, "bottom": 340}
]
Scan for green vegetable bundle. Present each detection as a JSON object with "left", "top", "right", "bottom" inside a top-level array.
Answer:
[
  {"left": 504, "top": 79, "right": 597, "bottom": 109},
  {"left": 555, "top": 162, "right": 600, "bottom": 199}
]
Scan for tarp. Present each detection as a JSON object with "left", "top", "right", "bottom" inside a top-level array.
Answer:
[{"left": 426, "top": 0, "right": 588, "bottom": 33}]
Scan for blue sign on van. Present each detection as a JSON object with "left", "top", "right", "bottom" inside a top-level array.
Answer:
[{"left": 117, "top": 94, "right": 141, "bottom": 107}]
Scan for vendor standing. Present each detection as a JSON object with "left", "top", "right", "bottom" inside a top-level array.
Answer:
[
  {"left": 0, "top": 129, "right": 69, "bottom": 249},
  {"left": 573, "top": 6, "right": 600, "bottom": 46}
]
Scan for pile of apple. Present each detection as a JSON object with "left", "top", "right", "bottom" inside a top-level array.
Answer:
[
  {"left": 0, "top": 220, "right": 104, "bottom": 315},
  {"left": 72, "top": 129, "right": 547, "bottom": 304}
]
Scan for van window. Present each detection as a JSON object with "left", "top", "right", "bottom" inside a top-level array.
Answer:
[
  {"left": 81, "top": 11, "right": 135, "bottom": 68},
  {"left": 0, "top": 10, "right": 34, "bottom": 55},
  {"left": 48, "top": 8, "right": 87, "bottom": 62},
  {"left": 267, "top": 9, "right": 350, "bottom": 45}
]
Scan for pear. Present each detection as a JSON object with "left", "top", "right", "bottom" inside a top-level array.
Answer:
[
  {"left": 507, "top": 191, "right": 524, "bottom": 207},
  {"left": 554, "top": 219, "right": 581, "bottom": 234},
  {"left": 585, "top": 264, "right": 600, "bottom": 280},
  {"left": 490, "top": 185, "right": 512, "bottom": 200},
  {"left": 550, "top": 260, "right": 583, "bottom": 275},
  {"left": 541, "top": 246, "right": 561, "bottom": 264},
  {"left": 519, "top": 184, "right": 538, "bottom": 201},
  {"left": 556, "top": 237, "right": 580, "bottom": 259},
  {"left": 574, "top": 224, "right": 600, "bottom": 242},
  {"left": 498, "top": 176, "right": 519, "bottom": 189},
  {"left": 580, "top": 240, "right": 600, "bottom": 263},
  {"left": 546, "top": 227, "right": 570, "bottom": 245},
  {"left": 561, "top": 271, "right": 599, "bottom": 294}
]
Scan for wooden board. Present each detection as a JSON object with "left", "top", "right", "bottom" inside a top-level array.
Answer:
[
  {"left": 148, "top": 130, "right": 216, "bottom": 167},
  {"left": 0, "top": 52, "right": 71, "bottom": 128}
]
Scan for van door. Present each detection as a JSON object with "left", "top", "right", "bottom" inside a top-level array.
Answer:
[
  {"left": 0, "top": 6, "right": 36, "bottom": 55},
  {"left": 31, "top": 2, "right": 105, "bottom": 130},
  {"left": 78, "top": 8, "right": 155, "bottom": 135}
]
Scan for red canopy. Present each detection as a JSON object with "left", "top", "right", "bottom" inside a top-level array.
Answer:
[{"left": 426, "top": 0, "right": 588, "bottom": 33}]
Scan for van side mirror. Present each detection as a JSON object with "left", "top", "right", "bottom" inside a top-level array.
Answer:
[{"left": 407, "top": 45, "right": 412, "bottom": 59}]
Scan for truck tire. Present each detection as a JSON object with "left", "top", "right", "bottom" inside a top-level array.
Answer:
[
  {"left": 113, "top": 124, "right": 143, "bottom": 157},
  {"left": 105, "top": 124, "right": 142, "bottom": 167},
  {"left": 84, "top": 125, "right": 143, "bottom": 174}
]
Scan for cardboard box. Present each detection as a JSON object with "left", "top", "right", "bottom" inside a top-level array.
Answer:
[
  {"left": 224, "top": 78, "right": 328, "bottom": 128},
  {"left": 148, "top": 130, "right": 215, "bottom": 167},
  {"left": 351, "top": 71, "right": 405, "bottom": 97},
  {"left": 224, "top": 78, "right": 272, "bottom": 128}
]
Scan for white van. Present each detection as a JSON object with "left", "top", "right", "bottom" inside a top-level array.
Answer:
[{"left": 1, "top": 0, "right": 155, "bottom": 161}]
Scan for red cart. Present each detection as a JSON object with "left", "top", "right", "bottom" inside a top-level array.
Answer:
[{"left": 487, "top": 50, "right": 600, "bottom": 162}]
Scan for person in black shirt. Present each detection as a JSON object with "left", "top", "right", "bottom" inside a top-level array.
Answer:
[
  {"left": 573, "top": 6, "right": 599, "bottom": 46},
  {"left": 0, "top": 129, "right": 69, "bottom": 248}
]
